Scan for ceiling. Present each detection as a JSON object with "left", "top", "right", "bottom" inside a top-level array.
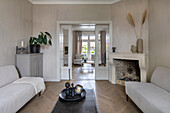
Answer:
[{"left": 29, "top": 0, "right": 120, "bottom": 4}]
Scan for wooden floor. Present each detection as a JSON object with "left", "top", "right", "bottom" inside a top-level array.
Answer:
[
  {"left": 72, "top": 63, "right": 95, "bottom": 80},
  {"left": 17, "top": 80, "right": 142, "bottom": 113}
]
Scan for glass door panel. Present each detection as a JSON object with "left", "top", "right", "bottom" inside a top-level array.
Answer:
[
  {"left": 60, "top": 25, "right": 72, "bottom": 80},
  {"left": 95, "top": 24, "right": 109, "bottom": 80},
  {"left": 63, "top": 29, "right": 69, "bottom": 66}
]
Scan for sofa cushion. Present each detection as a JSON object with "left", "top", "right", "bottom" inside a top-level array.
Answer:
[
  {"left": 0, "top": 83, "right": 35, "bottom": 113},
  {"left": 0, "top": 65, "right": 19, "bottom": 88},
  {"left": 151, "top": 66, "right": 170, "bottom": 92},
  {"left": 126, "top": 82, "right": 170, "bottom": 113}
]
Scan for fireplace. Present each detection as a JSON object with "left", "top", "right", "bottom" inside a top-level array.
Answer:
[
  {"left": 109, "top": 53, "right": 147, "bottom": 84},
  {"left": 114, "top": 59, "right": 140, "bottom": 85}
]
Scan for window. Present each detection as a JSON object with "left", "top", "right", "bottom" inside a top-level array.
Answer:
[
  {"left": 81, "top": 34, "right": 95, "bottom": 60},
  {"left": 90, "top": 36, "right": 95, "bottom": 40},
  {"left": 90, "top": 42, "right": 95, "bottom": 54},
  {"left": 82, "top": 36, "right": 88, "bottom": 40},
  {"left": 82, "top": 42, "right": 88, "bottom": 55}
]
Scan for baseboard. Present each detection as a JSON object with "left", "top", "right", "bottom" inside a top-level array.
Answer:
[
  {"left": 44, "top": 79, "right": 60, "bottom": 82},
  {"left": 61, "top": 78, "right": 69, "bottom": 80},
  {"left": 95, "top": 78, "right": 109, "bottom": 80}
]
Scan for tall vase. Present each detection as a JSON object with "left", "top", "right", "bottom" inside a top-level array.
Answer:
[{"left": 137, "top": 39, "right": 143, "bottom": 53}]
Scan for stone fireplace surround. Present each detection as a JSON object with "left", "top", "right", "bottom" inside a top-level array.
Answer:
[{"left": 109, "top": 52, "right": 147, "bottom": 84}]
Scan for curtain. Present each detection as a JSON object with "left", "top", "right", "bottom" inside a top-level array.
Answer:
[
  {"left": 100, "top": 31, "right": 106, "bottom": 64},
  {"left": 75, "top": 31, "right": 82, "bottom": 54}
]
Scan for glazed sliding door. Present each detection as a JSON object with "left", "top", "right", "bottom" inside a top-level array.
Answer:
[{"left": 60, "top": 25, "right": 72, "bottom": 80}]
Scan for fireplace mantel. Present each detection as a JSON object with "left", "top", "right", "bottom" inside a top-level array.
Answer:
[{"left": 109, "top": 52, "right": 147, "bottom": 84}]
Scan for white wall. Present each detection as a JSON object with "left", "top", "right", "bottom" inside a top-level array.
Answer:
[
  {"left": 0, "top": 0, "right": 32, "bottom": 66},
  {"left": 111, "top": 0, "right": 148, "bottom": 53},
  {"left": 33, "top": 4, "right": 112, "bottom": 81},
  {"left": 148, "top": 0, "right": 170, "bottom": 80}
]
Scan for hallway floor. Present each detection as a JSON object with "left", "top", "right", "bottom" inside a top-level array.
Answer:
[{"left": 72, "top": 63, "right": 95, "bottom": 80}]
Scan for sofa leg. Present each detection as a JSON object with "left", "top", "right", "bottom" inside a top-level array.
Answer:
[
  {"left": 39, "top": 92, "right": 41, "bottom": 97},
  {"left": 126, "top": 95, "right": 128, "bottom": 101}
]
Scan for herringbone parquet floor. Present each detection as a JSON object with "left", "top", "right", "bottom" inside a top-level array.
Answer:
[{"left": 17, "top": 80, "right": 142, "bottom": 113}]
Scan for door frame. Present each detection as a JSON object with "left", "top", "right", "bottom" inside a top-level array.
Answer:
[{"left": 56, "top": 21, "right": 112, "bottom": 81}]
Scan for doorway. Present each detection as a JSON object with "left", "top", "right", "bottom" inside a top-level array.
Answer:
[
  {"left": 73, "top": 30, "right": 96, "bottom": 80},
  {"left": 57, "top": 21, "right": 112, "bottom": 81}
]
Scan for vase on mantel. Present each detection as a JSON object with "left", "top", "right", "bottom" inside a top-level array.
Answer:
[
  {"left": 137, "top": 39, "right": 143, "bottom": 53},
  {"left": 131, "top": 45, "right": 137, "bottom": 53}
]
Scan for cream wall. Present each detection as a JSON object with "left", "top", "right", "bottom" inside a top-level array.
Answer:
[
  {"left": 111, "top": 0, "right": 148, "bottom": 53},
  {"left": 148, "top": 0, "right": 170, "bottom": 80},
  {"left": 33, "top": 4, "right": 112, "bottom": 81},
  {"left": 0, "top": 0, "right": 32, "bottom": 66}
]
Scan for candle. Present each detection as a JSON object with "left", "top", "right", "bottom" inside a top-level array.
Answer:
[
  {"left": 21, "top": 41, "right": 24, "bottom": 47},
  {"left": 69, "top": 69, "right": 71, "bottom": 81},
  {"left": 69, "top": 69, "right": 71, "bottom": 86}
]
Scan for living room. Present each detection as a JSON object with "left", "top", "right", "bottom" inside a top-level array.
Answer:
[{"left": 0, "top": 0, "right": 170, "bottom": 113}]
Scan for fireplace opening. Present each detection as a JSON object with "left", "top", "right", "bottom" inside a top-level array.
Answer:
[{"left": 114, "top": 59, "right": 140, "bottom": 85}]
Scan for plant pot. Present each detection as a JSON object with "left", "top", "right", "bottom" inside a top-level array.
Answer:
[
  {"left": 137, "top": 39, "right": 143, "bottom": 53},
  {"left": 30, "top": 45, "right": 40, "bottom": 53}
]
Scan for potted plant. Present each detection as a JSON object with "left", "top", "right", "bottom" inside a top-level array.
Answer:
[{"left": 29, "top": 32, "right": 52, "bottom": 53}]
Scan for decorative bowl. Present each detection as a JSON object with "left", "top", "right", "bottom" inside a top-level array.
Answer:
[{"left": 59, "top": 89, "right": 86, "bottom": 101}]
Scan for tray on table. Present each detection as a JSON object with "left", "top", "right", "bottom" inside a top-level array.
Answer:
[{"left": 59, "top": 89, "right": 86, "bottom": 101}]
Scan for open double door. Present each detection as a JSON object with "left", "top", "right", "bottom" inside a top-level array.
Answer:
[{"left": 59, "top": 24, "right": 110, "bottom": 80}]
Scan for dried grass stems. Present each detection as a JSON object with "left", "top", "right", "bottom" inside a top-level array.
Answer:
[{"left": 128, "top": 9, "right": 147, "bottom": 39}]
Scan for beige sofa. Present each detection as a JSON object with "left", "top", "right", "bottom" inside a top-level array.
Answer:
[
  {"left": 0, "top": 65, "right": 45, "bottom": 113},
  {"left": 126, "top": 66, "right": 170, "bottom": 113}
]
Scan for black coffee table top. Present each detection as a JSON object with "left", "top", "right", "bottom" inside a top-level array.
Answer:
[{"left": 51, "top": 89, "right": 98, "bottom": 113}]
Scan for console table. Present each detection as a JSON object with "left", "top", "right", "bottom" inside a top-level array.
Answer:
[{"left": 16, "top": 53, "right": 43, "bottom": 77}]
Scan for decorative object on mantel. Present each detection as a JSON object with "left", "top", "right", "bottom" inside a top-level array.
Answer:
[
  {"left": 128, "top": 9, "right": 147, "bottom": 53},
  {"left": 29, "top": 32, "right": 52, "bottom": 53},
  {"left": 59, "top": 69, "right": 86, "bottom": 101},
  {"left": 137, "top": 39, "right": 143, "bottom": 53},
  {"left": 112, "top": 47, "right": 116, "bottom": 52},
  {"left": 131, "top": 45, "right": 137, "bottom": 53},
  {"left": 16, "top": 40, "right": 28, "bottom": 54}
]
